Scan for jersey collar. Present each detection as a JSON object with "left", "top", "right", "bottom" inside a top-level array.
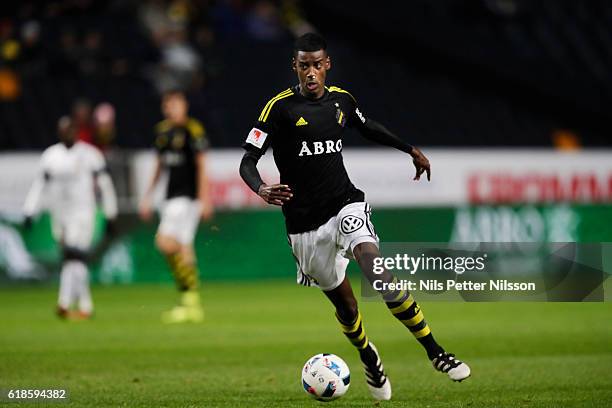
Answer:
[{"left": 293, "top": 84, "right": 329, "bottom": 103}]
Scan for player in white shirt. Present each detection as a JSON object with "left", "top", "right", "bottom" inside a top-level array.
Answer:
[{"left": 23, "top": 116, "right": 118, "bottom": 319}]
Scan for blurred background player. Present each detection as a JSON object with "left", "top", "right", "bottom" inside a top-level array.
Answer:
[
  {"left": 22, "top": 116, "right": 118, "bottom": 319},
  {"left": 139, "top": 90, "right": 213, "bottom": 324}
]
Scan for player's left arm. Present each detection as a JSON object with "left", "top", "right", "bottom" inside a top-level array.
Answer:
[
  {"left": 90, "top": 148, "right": 118, "bottom": 234},
  {"left": 349, "top": 97, "right": 431, "bottom": 181},
  {"left": 195, "top": 151, "right": 214, "bottom": 221},
  {"left": 96, "top": 169, "right": 119, "bottom": 236},
  {"left": 96, "top": 170, "right": 118, "bottom": 221}
]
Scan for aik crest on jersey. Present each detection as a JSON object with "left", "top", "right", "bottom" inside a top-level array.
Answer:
[{"left": 242, "top": 85, "right": 369, "bottom": 234}]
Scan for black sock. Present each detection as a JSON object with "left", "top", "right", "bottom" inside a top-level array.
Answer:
[
  {"left": 335, "top": 311, "right": 370, "bottom": 350},
  {"left": 384, "top": 286, "right": 444, "bottom": 359}
]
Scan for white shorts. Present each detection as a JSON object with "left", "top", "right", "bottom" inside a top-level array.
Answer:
[
  {"left": 289, "top": 202, "right": 379, "bottom": 291},
  {"left": 51, "top": 210, "right": 95, "bottom": 250},
  {"left": 158, "top": 197, "right": 201, "bottom": 245}
]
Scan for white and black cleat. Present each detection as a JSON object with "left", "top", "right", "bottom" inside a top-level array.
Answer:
[
  {"left": 360, "top": 342, "right": 392, "bottom": 400},
  {"left": 432, "top": 352, "right": 471, "bottom": 382}
]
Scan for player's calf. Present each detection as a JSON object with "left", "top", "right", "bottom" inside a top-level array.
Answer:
[
  {"left": 353, "top": 243, "right": 471, "bottom": 380},
  {"left": 383, "top": 278, "right": 471, "bottom": 381},
  {"left": 335, "top": 310, "right": 368, "bottom": 350},
  {"left": 336, "top": 312, "right": 392, "bottom": 400},
  {"left": 155, "top": 234, "right": 182, "bottom": 255},
  {"left": 384, "top": 287, "right": 444, "bottom": 356},
  {"left": 160, "top": 242, "right": 200, "bottom": 292},
  {"left": 353, "top": 244, "right": 445, "bottom": 359}
]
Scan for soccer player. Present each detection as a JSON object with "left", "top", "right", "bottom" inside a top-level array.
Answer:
[
  {"left": 23, "top": 116, "right": 118, "bottom": 320},
  {"left": 139, "top": 90, "right": 213, "bottom": 324},
  {"left": 239, "top": 33, "right": 470, "bottom": 400}
]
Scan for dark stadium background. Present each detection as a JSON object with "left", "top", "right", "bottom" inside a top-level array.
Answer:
[
  {"left": 0, "top": 1, "right": 610, "bottom": 407},
  {"left": 1, "top": 0, "right": 610, "bottom": 149}
]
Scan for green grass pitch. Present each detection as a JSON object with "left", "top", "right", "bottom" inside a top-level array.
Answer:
[{"left": 1, "top": 281, "right": 611, "bottom": 407}]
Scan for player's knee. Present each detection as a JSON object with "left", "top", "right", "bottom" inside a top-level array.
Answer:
[
  {"left": 63, "top": 246, "right": 88, "bottom": 262},
  {"left": 354, "top": 244, "right": 381, "bottom": 277},
  {"left": 155, "top": 234, "right": 180, "bottom": 255},
  {"left": 353, "top": 242, "right": 379, "bottom": 264}
]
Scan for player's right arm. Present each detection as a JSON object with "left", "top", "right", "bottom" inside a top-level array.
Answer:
[
  {"left": 240, "top": 150, "right": 292, "bottom": 206},
  {"left": 23, "top": 152, "right": 51, "bottom": 227},
  {"left": 139, "top": 155, "right": 161, "bottom": 221},
  {"left": 239, "top": 92, "right": 293, "bottom": 206},
  {"left": 23, "top": 173, "right": 47, "bottom": 227},
  {"left": 140, "top": 122, "right": 171, "bottom": 220},
  {"left": 139, "top": 127, "right": 166, "bottom": 221}
]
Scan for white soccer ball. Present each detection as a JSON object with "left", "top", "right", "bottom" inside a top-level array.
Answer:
[{"left": 301, "top": 353, "right": 350, "bottom": 401}]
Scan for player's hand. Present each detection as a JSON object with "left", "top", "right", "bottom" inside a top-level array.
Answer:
[
  {"left": 410, "top": 147, "right": 431, "bottom": 181},
  {"left": 258, "top": 183, "right": 293, "bottom": 206},
  {"left": 200, "top": 199, "right": 215, "bottom": 221},
  {"left": 23, "top": 215, "right": 33, "bottom": 230},
  {"left": 139, "top": 199, "right": 153, "bottom": 222},
  {"left": 105, "top": 218, "right": 118, "bottom": 238}
]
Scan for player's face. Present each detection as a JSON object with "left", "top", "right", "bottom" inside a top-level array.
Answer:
[
  {"left": 58, "top": 125, "right": 76, "bottom": 147},
  {"left": 163, "top": 94, "right": 188, "bottom": 124},
  {"left": 293, "top": 50, "right": 330, "bottom": 99}
]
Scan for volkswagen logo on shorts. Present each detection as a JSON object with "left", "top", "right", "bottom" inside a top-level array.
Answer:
[{"left": 340, "top": 215, "right": 364, "bottom": 234}]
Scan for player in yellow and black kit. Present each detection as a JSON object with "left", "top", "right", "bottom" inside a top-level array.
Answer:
[
  {"left": 140, "top": 90, "right": 214, "bottom": 323},
  {"left": 239, "top": 33, "right": 470, "bottom": 400}
]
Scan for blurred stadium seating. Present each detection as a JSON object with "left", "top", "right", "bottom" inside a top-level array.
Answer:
[{"left": 0, "top": 0, "right": 610, "bottom": 149}]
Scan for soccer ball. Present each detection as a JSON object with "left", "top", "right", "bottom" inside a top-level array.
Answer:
[{"left": 301, "top": 353, "right": 350, "bottom": 401}]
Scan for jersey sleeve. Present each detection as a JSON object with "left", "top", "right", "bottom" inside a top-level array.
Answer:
[
  {"left": 23, "top": 151, "right": 51, "bottom": 216},
  {"left": 38, "top": 149, "right": 52, "bottom": 178},
  {"left": 345, "top": 92, "right": 368, "bottom": 128},
  {"left": 154, "top": 121, "right": 169, "bottom": 154},
  {"left": 187, "top": 118, "right": 209, "bottom": 152},
  {"left": 87, "top": 147, "right": 118, "bottom": 219},
  {"left": 88, "top": 146, "right": 108, "bottom": 174},
  {"left": 242, "top": 96, "right": 283, "bottom": 157}
]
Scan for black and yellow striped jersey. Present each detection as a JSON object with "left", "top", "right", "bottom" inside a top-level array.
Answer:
[
  {"left": 154, "top": 117, "right": 208, "bottom": 199},
  {"left": 243, "top": 85, "right": 368, "bottom": 234}
]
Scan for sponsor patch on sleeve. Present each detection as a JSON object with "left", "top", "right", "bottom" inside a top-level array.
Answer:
[
  {"left": 355, "top": 108, "right": 366, "bottom": 124},
  {"left": 245, "top": 128, "right": 268, "bottom": 149}
]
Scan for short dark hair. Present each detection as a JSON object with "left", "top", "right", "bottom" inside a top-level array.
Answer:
[
  {"left": 163, "top": 89, "right": 185, "bottom": 99},
  {"left": 294, "top": 33, "right": 327, "bottom": 54}
]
